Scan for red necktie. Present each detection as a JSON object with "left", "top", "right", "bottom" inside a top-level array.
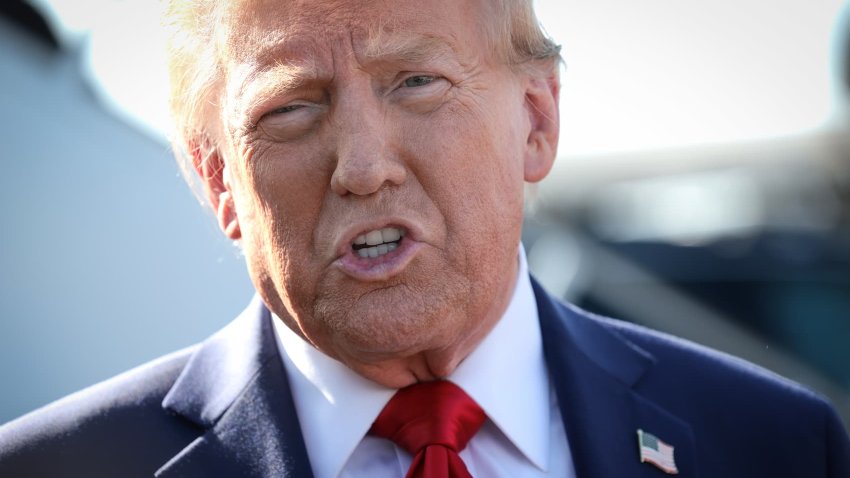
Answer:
[{"left": 369, "top": 380, "right": 486, "bottom": 478}]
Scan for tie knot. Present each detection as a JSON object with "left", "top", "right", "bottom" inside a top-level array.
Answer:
[{"left": 370, "top": 380, "right": 486, "bottom": 454}]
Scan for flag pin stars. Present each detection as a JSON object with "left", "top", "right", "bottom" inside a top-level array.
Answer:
[{"left": 637, "top": 429, "right": 679, "bottom": 474}]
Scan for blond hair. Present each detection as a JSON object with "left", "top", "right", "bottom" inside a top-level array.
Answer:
[{"left": 163, "top": 0, "right": 561, "bottom": 191}]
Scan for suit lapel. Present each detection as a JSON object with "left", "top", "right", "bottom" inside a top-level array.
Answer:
[
  {"left": 533, "top": 279, "right": 698, "bottom": 477},
  {"left": 155, "top": 296, "right": 314, "bottom": 478}
]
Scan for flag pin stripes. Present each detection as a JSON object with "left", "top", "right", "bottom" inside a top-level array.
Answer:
[{"left": 637, "top": 429, "right": 679, "bottom": 474}]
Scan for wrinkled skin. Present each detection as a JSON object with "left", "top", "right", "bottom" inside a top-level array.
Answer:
[{"left": 197, "top": 0, "right": 560, "bottom": 388}]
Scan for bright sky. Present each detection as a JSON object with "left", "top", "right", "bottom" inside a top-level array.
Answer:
[
  {"left": 537, "top": 0, "right": 847, "bottom": 155},
  {"left": 39, "top": 0, "right": 849, "bottom": 156}
]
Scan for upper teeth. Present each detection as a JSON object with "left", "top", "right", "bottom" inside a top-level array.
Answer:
[
  {"left": 354, "top": 227, "right": 403, "bottom": 246},
  {"left": 354, "top": 227, "right": 404, "bottom": 258}
]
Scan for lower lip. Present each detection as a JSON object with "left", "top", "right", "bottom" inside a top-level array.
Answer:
[{"left": 335, "top": 237, "right": 423, "bottom": 282}]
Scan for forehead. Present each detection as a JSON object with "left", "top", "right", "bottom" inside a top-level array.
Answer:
[{"left": 217, "top": 0, "right": 493, "bottom": 65}]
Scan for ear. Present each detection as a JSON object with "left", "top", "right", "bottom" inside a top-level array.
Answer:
[
  {"left": 522, "top": 69, "right": 560, "bottom": 183},
  {"left": 190, "top": 140, "right": 242, "bottom": 240}
]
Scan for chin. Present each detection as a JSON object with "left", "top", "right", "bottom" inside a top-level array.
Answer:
[
  {"left": 311, "top": 280, "right": 465, "bottom": 350},
  {"left": 324, "top": 304, "right": 442, "bottom": 351}
]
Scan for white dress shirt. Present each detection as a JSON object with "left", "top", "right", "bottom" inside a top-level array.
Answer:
[{"left": 273, "top": 247, "right": 575, "bottom": 478}]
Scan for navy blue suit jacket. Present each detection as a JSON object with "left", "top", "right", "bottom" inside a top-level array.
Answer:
[{"left": 1, "top": 279, "right": 848, "bottom": 477}]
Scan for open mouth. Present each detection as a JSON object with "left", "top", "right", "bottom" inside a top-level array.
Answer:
[{"left": 352, "top": 226, "right": 406, "bottom": 258}]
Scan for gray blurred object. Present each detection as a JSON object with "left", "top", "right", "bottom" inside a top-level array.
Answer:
[{"left": 0, "top": 1, "right": 254, "bottom": 424}]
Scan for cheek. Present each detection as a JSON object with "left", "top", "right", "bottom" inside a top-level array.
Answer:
[
  {"left": 235, "top": 143, "right": 332, "bottom": 274},
  {"left": 401, "top": 97, "right": 526, "bottom": 215},
  {"left": 249, "top": 141, "right": 327, "bottom": 201},
  {"left": 248, "top": 140, "right": 332, "bottom": 220}
]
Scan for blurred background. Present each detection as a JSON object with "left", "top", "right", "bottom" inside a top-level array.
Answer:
[{"left": 1, "top": 0, "right": 848, "bottom": 430}]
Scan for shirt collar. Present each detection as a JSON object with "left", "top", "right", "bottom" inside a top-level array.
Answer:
[
  {"left": 272, "top": 245, "right": 550, "bottom": 478},
  {"left": 273, "top": 310, "right": 394, "bottom": 478},
  {"left": 449, "top": 247, "right": 550, "bottom": 470}
]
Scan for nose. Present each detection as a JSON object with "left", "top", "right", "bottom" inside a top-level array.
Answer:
[{"left": 330, "top": 92, "right": 406, "bottom": 197}]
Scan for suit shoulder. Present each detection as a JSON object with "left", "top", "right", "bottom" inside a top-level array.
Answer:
[
  {"left": 0, "top": 346, "right": 202, "bottom": 476},
  {"left": 617, "top": 316, "right": 814, "bottom": 390},
  {"left": 559, "top": 300, "right": 833, "bottom": 411}
]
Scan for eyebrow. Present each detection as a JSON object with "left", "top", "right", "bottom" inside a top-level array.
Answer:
[
  {"left": 230, "top": 32, "right": 327, "bottom": 97},
  {"left": 361, "top": 30, "right": 458, "bottom": 66},
  {"left": 248, "top": 60, "right": 318, "bottom": 99}
]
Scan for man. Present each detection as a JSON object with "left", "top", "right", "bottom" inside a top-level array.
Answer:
[{"left": 1, "top": 0, "right": 848, "bottom": 476}]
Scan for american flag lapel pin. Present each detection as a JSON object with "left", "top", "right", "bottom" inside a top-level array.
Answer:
[{"left": 637, "top": 429, "right": 679, "bottom": 474}]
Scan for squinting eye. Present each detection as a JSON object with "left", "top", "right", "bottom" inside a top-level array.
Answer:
[
  {"left": 403, "top": 75, "right": 436, "bottom": 88},
  {"left": 270, "top": 104, "right": 304, "bottom": 115}
]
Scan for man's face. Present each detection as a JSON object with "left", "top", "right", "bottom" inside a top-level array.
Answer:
[{"left": 204, "top": 0, "right": 558, "bottom": 386}]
